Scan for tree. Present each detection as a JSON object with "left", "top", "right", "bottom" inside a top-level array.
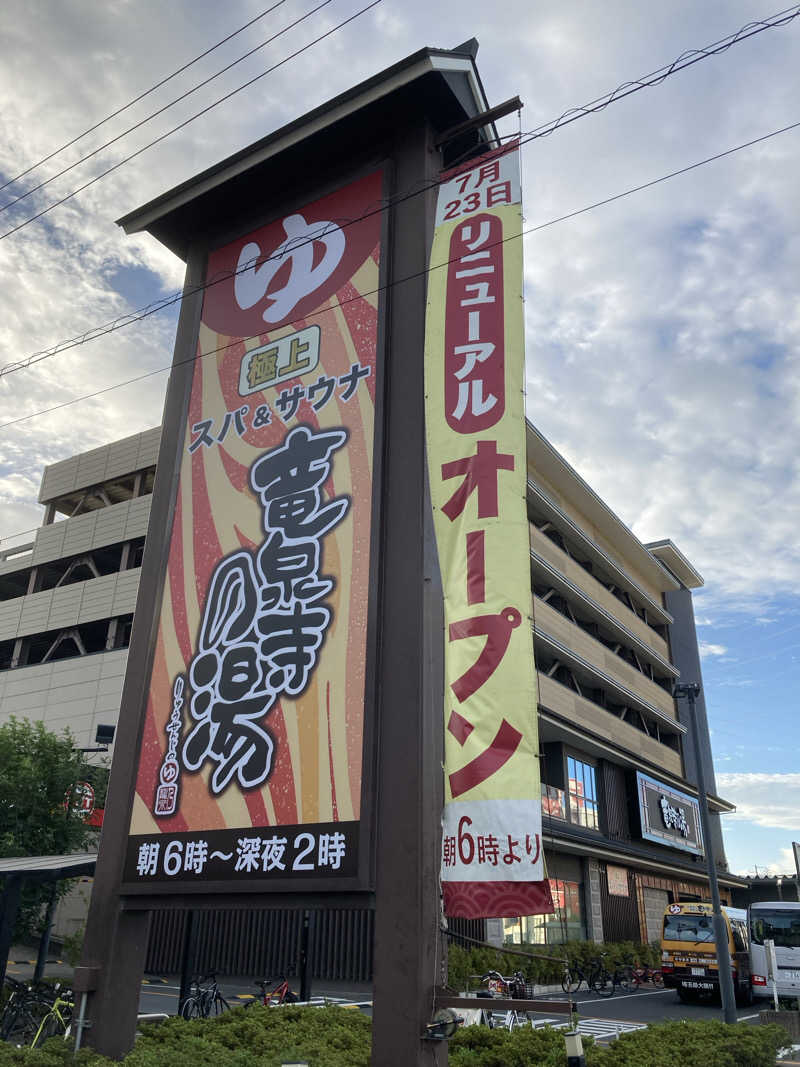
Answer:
[{"left": 0, "top": 717, "right": 106, "bottom": 938}]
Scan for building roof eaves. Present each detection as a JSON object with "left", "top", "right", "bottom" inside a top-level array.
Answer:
[
  {"left": 0, "top": 852, "right": 97, "bottom": 879},
  {"left": 116, "top": 44, "right": 487, "bottom": 243},
  {"left": 544, "top": 827, "right": 746, "bottom": 885},
  {"left": 645, "top": 538, "right": 705, "bottom": 590}
]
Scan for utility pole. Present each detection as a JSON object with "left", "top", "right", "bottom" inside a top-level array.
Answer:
[{"left": 674, "top": 682, "right": 738, "bottom": 1024}]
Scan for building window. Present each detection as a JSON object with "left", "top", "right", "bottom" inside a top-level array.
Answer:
[
  {"left": 502, "top": 879, "right": 585, "bottom": 945},
  {"left": 541, "top": 782, "right": 566, "bottom": 820},
  {"left": 566, "top": 755, "right": 599, "bottom": 830}
]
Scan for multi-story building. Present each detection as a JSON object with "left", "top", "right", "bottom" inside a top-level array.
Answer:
[
  {"left": 0, "top": 421, "right": 742, "bottom": 960},
  {"left": 0, "top": 428, "right": 159, "bottom": 752},
  {"left": 494, "top": 423, "right": 743, "bottom": 948}
]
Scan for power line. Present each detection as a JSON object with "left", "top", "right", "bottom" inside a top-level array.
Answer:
[
  {"left": 0, "top": 0, "right": 383, "bottom": 243},
  {"left": 1, "top": 0, "right": 796, "bottom": 379},
  {"left": 2, "top": 114, "right": 797, "bottom": 433},
  {"left": 0, "top": 0, "right": 291, "bottom": 198},
  {"left": 517, "top": 3, "right": 800, "bottom": 146},
  {"left": 0, "top": 0, "right": 334, "bottom": 219},
  {"left": 0, "top": 169, "right": 448, "bottom": 378},
  {"left": 0, "top": 0, "right": 791, "bottom": 242}
]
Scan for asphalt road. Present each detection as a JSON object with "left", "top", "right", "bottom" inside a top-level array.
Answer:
[
  {"left": 3, "top": 954, "right": 772, "bottom": 1033},
  {"left": 138, "top": 975, "right": 372, "bottom": 1018},
  {"left": 536, "top": 984, "right": 765, "bottom": 1026},
  {"left": 137, "top": 977, "right": 767, "bottom": 1027}
]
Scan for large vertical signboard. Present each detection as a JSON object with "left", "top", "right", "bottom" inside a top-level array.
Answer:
[
  {"left": 123, "top": 170, "right": 382, "bottom": 888},
  {"left": 425, "top": 144, "right": 552, "bottom": 919}
]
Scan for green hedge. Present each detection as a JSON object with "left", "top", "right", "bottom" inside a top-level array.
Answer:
[
  {"left": 447, "top": 938, "right": 662, "bottom": 990},
  {"left": 449, "top": 1020, "right": 791, "bottom": 1066},
  {"left": 584, "top": 1020, "right": 791, "bottom": 1066},
  {"left": 0, "top": 1008, "right": 789, "bottom": 1067}
]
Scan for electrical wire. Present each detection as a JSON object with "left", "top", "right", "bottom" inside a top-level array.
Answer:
[
  {"left": 0, "top": 0, "right": 292, "bottom": 198},
  {"left": 516, "top": 3, "right": 800, "bottom": 146},
  {"left": 0, "top": 0, "right": 335, "bottom": 219},
  {"left": 0, "top": 1, "right": 795, "bottom": 375},
  {"left": 0, "top": 1, "right": 791, "bottom": 241},
  {"left": 0, "top": 169, "right": 442, "bottom": 378},
  {"left": 0, "top": 0, "right": 383, "bottom": 243},
  {"left": 2, "top": 114, "right": 798, "bottom": 433}
]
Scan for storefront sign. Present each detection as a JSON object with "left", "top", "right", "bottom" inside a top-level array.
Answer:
[
  {"left": 606, "top": 864, "right": 629, "bottom": 897},
  {"left": 425, "top": 143, "right": 552, "bottom": 920},
  {"left": 636, "top": 771, "right": 703, "bottom": 855},
  {"left": 124, "top": 171, "right": 383, "bottom": 888},
  {"left": 65, "top": 781, "right": 96, "bottom": 820}
]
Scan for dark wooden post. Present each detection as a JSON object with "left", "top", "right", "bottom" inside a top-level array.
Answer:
[
  {"left": 370, "top": 118, "right": 446, "bottom": 1067},
  {"left": 177, "top": 910, "right": 197, "bottom": 1013},
  {"left": 0, "top": 875, "right": 22, "bottom": 988},
  {"left": 33, "top": 884, "right": 57, "bottom": 984},
  {"left": 74, "top": 249, "right": 205, "bottom": 1057}
]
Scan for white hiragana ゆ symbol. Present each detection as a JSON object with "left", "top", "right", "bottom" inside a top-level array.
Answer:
[
  {"left": 234, "top": 836, "right": 263, "bottom": 872},
  {"left": 184, "top": 839, "right": 209, "bottom": 874},
  {"left": 261, "top": 835, "right": 288, "bottom": 871},
  {"left": 136, "top": 842, "right": 160, "bottom": 876},
  {"left": 317, "top": 831, "right": 346, "bottom": 871},
  {"left": 234, "top": 214, "right": 346, "bottom": 324}
]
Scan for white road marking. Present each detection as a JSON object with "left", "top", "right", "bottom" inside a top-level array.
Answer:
[
  {"left": 524, "top": 1016, "right": 645, "bottom": 1038},
  {"left": 574, "top": 988, "right": 673, "bottom": 1005}
]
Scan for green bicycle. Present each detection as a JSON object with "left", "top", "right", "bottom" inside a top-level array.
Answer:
[{"left": 30, "top": 986, "right": 73, "bottom": 1047}]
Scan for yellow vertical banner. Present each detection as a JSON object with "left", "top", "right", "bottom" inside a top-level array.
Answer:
[{"left": 425, "top": 143, "right": 553, "bottom": 918}]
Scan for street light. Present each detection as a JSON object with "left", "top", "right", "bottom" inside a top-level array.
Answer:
[
  {"left": 673, "top": 682, "right": 738, "bottom": 1024},
  {"left": 75, "top": 723, "right": 116, "bottom": 754}
]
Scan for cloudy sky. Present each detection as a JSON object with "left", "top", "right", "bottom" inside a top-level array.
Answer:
[{"left": 0, "top": 0, "right": 797, "bottom": 877}]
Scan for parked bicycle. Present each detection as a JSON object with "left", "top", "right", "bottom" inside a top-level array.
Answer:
[
  {"left": 561, "top": 955, "right": 614, "bottom": 997},
  {"left": 30, "top": 986, "right": 73, "bottom": 1047},
  {"left": 1, "top": 978, "right": 64, "bottom": 1045},
  {"left": 608, "top": 964, "right": 636, "bottom": 994},
  {"left": 244, "top": 976, "right": 299, "bottom": 1008},
  {"left": 472, "top": 970, "right": 530, "bottom": 1030},
  {"left": 631, "top": 963, "right": 664, "bottom": 987},
  {"left": 1, "top": 978, "right": 46, "bottom": 1044},
  {"left": 472, "top": 970, "right": 527, "bottom": 999},
  {"left": 180, "top": 973, "right": 230, "bottom": 1019}
]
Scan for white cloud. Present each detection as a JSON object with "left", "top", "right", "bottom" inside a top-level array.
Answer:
[
  {"left": 699, "top": 641, "right": 727, "bottom": 659},
  {"left": 718, "top": 773, "right": 800, "bottom": 833},
  {"left": 1, "top": 5, "right": 798, "bottom": 601},
  {"left": 732, "top": 848, "right": 797, "bottom": 879},
  {"left": 0, "top": 0, "right": 798, "bottom": 783}
]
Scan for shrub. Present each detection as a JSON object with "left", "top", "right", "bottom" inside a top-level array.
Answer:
[
  {"left": 0, "top": 1040, "right": 113, "bottom": 1067},
  {"left": 0, "top": 1005, "right": 789, "bottom": 1066},
  {"left": 450, "top": 1023, "right": 588, "bottom": 1066},
  {"left": 447, "top": 937, "right": 661, "bottom": 990},
  {"left": 127, "top": 1005, "right": 372, "bottom": 1067},
  {"left": 586, "top": 1020, "right": 791, "bottom": 1066},
  {"left": 59, "top": 926, "right": 85, "bottom": 969}
]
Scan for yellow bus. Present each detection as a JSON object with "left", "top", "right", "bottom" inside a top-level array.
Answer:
[{"left": 660, "top": 901, "right": 753, "bottom": 1005}]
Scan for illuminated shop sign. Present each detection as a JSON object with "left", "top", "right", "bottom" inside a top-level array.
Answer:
[{"left": 636, "top": 771, "right": 703, "bottom": 856}]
